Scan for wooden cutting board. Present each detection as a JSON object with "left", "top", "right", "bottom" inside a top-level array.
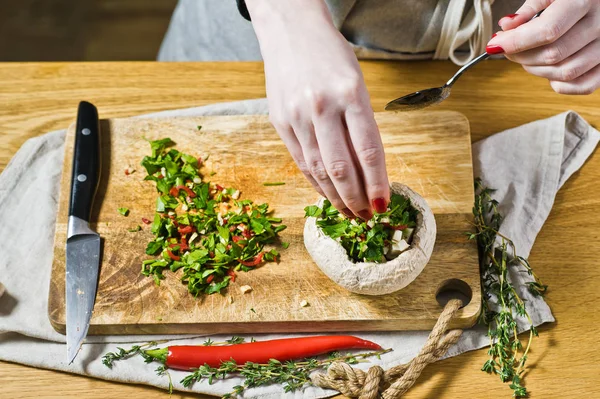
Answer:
[{"left": 49, "top": 111, "right": 480, "bottom": 335}]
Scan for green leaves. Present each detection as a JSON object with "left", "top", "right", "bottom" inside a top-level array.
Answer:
[
  {"left": 305, "top": 194, "right": 418, "bottom": 263},
  {"left": 140, "top": 138, "right": 287, "bottom": 297},
  {"left": 473, "top": 178, "right": 547, "bottom": 398},
  {"left": 118, "top": 207, "right": 130, "bottom": 216},
  {"left": 303, "top": 205, "right": 322, "bottom": 218}
]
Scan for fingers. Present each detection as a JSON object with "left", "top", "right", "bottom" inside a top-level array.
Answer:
[
  {"left": 487, "top": 0, "right": 590, "bottom": 54},
  {"left": 344, "top": 103, "right": 390, "bottom": 215},
  {"left": 291, "top": 118, "right": 350, "bottom": 215},
  {"left": 549, "top": 63, "right": 600, "bottom": 95},
  {"left": 521, "top": 39, "right": 600, "bottom": 82},
  {"left": 498, "top": 0, "right": 555, "bottom": 31},
  {"left": 272, "top": 120, "right": 326, "bottom": 198},
  {"left": 505, "top": 15, "right": 599, "bottom": 66},
  {"left": 312, "top": 114, "right": 372, "bottom": 219}
]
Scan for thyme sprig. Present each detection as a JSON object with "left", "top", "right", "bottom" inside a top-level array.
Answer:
[
  {"left": 181, "top": 348, "right": 392, "bottom": 398},
  {"left": 470, "top": 178, "right": 548, "bottom": 397}
]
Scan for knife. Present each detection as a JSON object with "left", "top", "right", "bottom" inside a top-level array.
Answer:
[{"left": 66, "top": 101, "right": 102, "bottom": 364}]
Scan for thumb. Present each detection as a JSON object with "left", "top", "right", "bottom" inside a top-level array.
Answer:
[{"left": 498, "top": 0, "right": 554, "bottom": 31}]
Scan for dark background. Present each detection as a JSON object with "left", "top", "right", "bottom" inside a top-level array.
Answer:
[{"left": 0, "top": 0, "right": 178, "bottom": 61}]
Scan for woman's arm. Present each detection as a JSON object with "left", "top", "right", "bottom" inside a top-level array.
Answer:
[{"left": 245, "top": 0, "right": 391, "bottom": 218}]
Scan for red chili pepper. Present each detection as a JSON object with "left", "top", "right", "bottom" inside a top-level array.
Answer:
[
  {"left": 208, "top": 251, "right": 215, "bottom": 258},
  {"left": 222, "top": 218, "right": 228, "bottom": 225},
  {"left": 197, "top": 157, "right": 203, "bottom": 166},
  {"left": 227, "top": 269, "right": 236, "bottom": 282},
  {"left": 241, "top": 229, "right": 252, "bottom": 239},
  {"left": 206, "top": 274, "right": 214, "bottom": 283},
  {"left": 142, "top": 217, "right": 151, "bottom": 225},
  {"left": 177, "top": 185, "right": 196, "bottom": 198},
  {"left": 167, "top": 249, "right": 180, "bottom": 261},
  {"left": 178, "top": 225, "right": 193, "bottom": 235},
  {"left": 381, "top": 223, "right": 407, "bottom": 230},
  {"left": 232, "top": 236, "right": 243, "bottom": 243},
  {"left": 124, "top": 169, "right": 130, "bottom": 176},
  {"left": 229, "top": 225, "right": 237, "bottom": 232},
  {"left": 169, "top": 186, "right": 197, "bottom": 198},
  {"left": 162, "top": 336, "right": 381, "bottom": 371},
  {"left": 239, "top": 252, "right": 264, "bottom": 267},
  {"left": 157, "top": 174, "right": 164, "bottom": 179}
]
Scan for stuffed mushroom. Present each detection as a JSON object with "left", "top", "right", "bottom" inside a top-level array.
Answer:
[{"left": 303, "top": 182, "right": 436, "bottom": 295}]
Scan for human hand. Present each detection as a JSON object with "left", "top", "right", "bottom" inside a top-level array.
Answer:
[
  {"left": 486, "top": 0, "right": 600, "bottom": 95},
  {"left": 246, "top": 0, "right": 390, "bottom": 219}
]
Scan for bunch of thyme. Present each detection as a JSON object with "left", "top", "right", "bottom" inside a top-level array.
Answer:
[{"left": 470, "top": 178, "right": 547, "bottom": 397}]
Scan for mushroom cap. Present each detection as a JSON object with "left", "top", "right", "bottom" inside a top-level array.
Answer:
[{"left": 303, "top": 183, "right": 436, "bottom": 295}]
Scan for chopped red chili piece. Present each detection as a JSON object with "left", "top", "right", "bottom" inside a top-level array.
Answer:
[
  {"left": 208, "top": 251, "right": 215, "bottom": 258},
  {"left": 227, "top": 269, "right": 237, "bottom": 282},
  {"left": 229, "top": 225, "right": 237, "bottom": 232},
  {"left": 176, "top": 185, "right": 196, "bottom": 198},
  {"left": 169, "top": 187, "right": 179, "bottom": 196},
  {"left": 167, "top": 249, "right": 180, "bottom": 261},
  {"left": 215, "top": 184, "right": 224, "bottom": 191},
  {"left": 239, "top": 252, "right": 264, "bottom": 267},
  {"left": 141, "top": 217, "right": 151, "bottom": 225},
  {"left": 206, "top": 274, "right": 214, "bottom": 283},
  {"left": 178, "top": 225, "right": 193, "bottom": 235},
  {"left": 242, "top": 229, "right": 252, "bottom": 239},
  {"left": 157, "top": 174, "right": 164, "bottom": 179},
  {"left": 232, "top": 235, "right": 243, "bottom": 243},
  {"left": 124, "top": 169, "right": 130, "bottom": 176}
]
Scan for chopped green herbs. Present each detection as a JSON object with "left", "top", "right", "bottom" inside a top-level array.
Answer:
[
  {"left": 263, "top": 182, "right": 286, "bottom": 186},
  {"left": 140, "top": 138, "right": 287, "bottom": 296},
  {"left": 128, "top": 225, "right": 142, "bottom": 232},
  {"left": 304, "top": 195, "right": 418, "bottom": 263},
  {"left": 118, "top": 207, "right": 130, "bottom": 217},
  {"left": 197, "top": 125, "right": 202, "bottom": 131}
]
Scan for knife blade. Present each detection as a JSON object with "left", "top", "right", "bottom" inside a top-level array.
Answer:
[{"left": 66, "top": 101, "right": 101, "bottom": 364}]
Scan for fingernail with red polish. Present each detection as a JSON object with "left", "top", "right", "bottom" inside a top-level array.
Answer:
[
  {"left": 486, "top": 45, "right": 505, "bottom": 55},
  {"left": 504, "top": 13, "right": 518, "bottom": 19},
  {"left": 341, "top": 208, "right": 354, "bottom": 218},
  {"left": 358, "top": 210, "right": 373, "bottom": 221},
  {"left": 372, "top": 197, "right": 388, "bottom": 214}
]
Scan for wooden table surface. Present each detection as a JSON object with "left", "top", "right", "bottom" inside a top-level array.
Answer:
[{"left": 1, "top": 61, "right": 599, "bottom": 398}]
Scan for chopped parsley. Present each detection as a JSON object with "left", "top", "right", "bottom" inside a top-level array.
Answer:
[
  {"left": 118, "top": 207, "right": 130, "bottom": 216},
  {"left": 140, "top": 138, "right": 287, "bottom": 296},
  {"left": 304, "top": 194, "right": 418, "bottom": 263},
  {"left": 128, "top": 225, "right": 142, "bottom": 232},
  {"left": 263, "top": 182, "right": 286, "bottom": 186}
]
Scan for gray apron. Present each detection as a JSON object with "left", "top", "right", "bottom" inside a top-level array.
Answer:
[{"left": 158, "top": 0, "right": 523, "bottom": 65}]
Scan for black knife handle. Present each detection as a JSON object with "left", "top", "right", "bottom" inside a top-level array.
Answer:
[{"left": 68, "top": 101, "right": 101, "bottom": 221}]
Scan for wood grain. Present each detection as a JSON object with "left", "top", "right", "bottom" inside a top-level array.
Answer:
[
  {"left": 49, "top": 112, "right": 480, "bottom": 334},
  {"left": 1, "top": 61, "right": 600, "bottom": 398}
]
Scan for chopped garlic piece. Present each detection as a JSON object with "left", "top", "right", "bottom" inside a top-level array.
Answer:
[
  {"left": 366, "top": 220, "right": 375, "bottom": 228},
  {"left": 380, "top": 217, "right": 390, "bottom": 224},
  {"left": 228, "top": 296, "right": 234, "bottom": 304},
  {"left": 168, "top": 211, "right": 175, "bottom": 216},
  {"left": 240, "top": 285, "right": 252, "bottom": 294},
  {"left": 161, "top": 167, "right": 167, "bottom": 177},
  {"left": 300, "top": 300, "right": 309, "bottom": 308},
  {"left": 193, "top": 177, "right": 202, "bottom": 184},
  {"left": 232, "top": 190, "right": 241, "bottom": 200},
  {"left": 181, "top": 204, "right": 189, "bottom": 211}
]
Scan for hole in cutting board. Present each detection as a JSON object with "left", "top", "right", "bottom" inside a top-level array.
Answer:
[{"left": 436, "top": 279, "right": 472, "bottom": 309}]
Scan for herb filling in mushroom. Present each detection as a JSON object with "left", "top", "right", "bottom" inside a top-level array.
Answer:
[{"left": 304, "top": 193, "right": 419, "bottom": 263}]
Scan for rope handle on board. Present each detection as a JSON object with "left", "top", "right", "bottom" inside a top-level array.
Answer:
[{"left": 311, "top": 299, "right": 464, "bottom": 399}]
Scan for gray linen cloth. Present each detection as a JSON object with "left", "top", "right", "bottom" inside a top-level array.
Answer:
[{"left": 1, "top": 99, "right": 598, "bottom": 398}]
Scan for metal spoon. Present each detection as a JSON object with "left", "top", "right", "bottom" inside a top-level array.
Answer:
[{"left": 385, "top": 11, "right": 543, "bottom": 112}]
